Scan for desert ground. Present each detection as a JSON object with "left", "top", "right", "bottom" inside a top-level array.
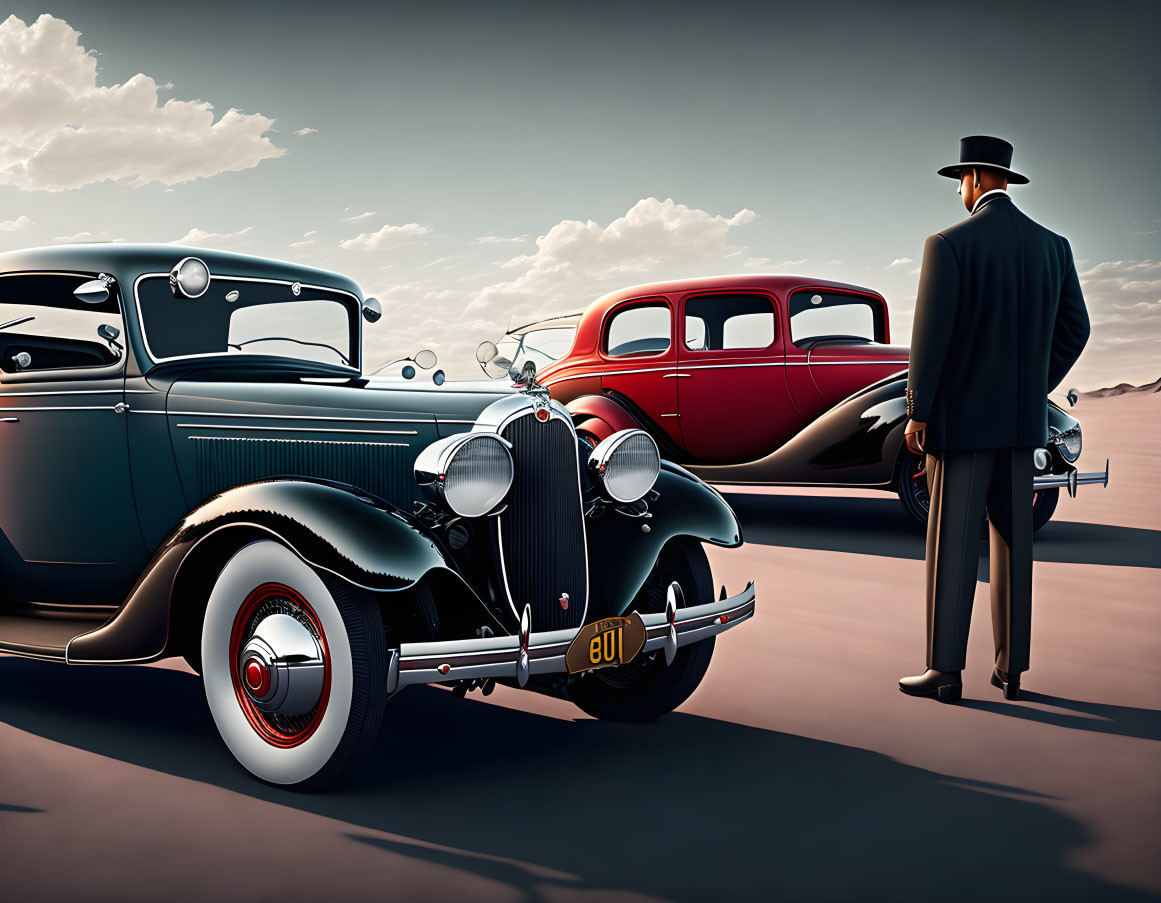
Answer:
[{"left": 1, "top": 394, "right": 1157, "bottom": 902}]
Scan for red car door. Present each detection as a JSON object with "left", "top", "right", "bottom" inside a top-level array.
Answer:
[
  {"left": 675, "top": 291, "right": 803, "bottom": 464},
  {"left": 598, "top": 297, "right": 683, "bottom": 446},
  {"left": 785, "top": 287, "right": 908, "bottom": 419}
]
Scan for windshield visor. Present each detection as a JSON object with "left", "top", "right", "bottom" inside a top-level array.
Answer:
[{"left": 136, "top": 275, "right": 359, "bottom": 368}]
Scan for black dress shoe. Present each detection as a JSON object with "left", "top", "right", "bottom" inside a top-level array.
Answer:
[
  {"left": 991, "top": 667, "right": 1021, "bottom": 700},
  {"left": 899, "top": 669, "right": 962, "bottom": 702}
]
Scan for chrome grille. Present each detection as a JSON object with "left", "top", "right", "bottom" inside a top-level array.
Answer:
[{"left": 497, "top": 412, "right": 588, "bottom": 631}]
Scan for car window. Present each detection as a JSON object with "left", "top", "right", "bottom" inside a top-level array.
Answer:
[
  {"left": 136, "top": 276, "right": 358, "bottom": 367},
  {"left": 0, "top": 273, "right": 124, "bottom": 374},
  {"left": 228, "top": 299, "right": 353, "bottom": 366},
  {"left": 684, "top": 294, "right": 776, "bottom": 351},
  {"left": 788, "top": 291, "right": 885, "bottom": 345},
  {"left": 605, "top": 303, "right": 671, "bottom": 357}
]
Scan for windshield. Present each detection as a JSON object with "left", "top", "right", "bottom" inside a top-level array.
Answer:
[
  {"left": 497, "top": 325, "right": 576, "bottom": 374},
  {"left": 136, "top": 276, "right": 359, "bottom": 368}
]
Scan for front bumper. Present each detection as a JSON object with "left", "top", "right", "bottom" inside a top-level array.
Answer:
[
  {"left": 386, "top": 581, "right": 757, "bottom": 693},
  {"left": 1033, "top": 459, "right": 1109, "bottom": 497}
]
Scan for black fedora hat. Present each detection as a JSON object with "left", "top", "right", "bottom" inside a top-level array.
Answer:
[{"left": 937, "top": 135, "right": 1029, "bottom": 184}]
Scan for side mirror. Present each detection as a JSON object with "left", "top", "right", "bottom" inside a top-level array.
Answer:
[
  {"left": 362, "top": 297, "right": 382, "bottom": 324},
  {"left": 402, "top": 365, "right": 416, "bottom": 380},
  {"left": 1067, "top": 388, "right": 1078, "bottom": 407},
  {"left": 432, "top": 369, "right": 446, "bottom": 386},
  {"left": 413, "top": 349, "right": 437, "bottom": 370},
  {"left": 98, "top": 323, "right": 123, "bottom": 359},
  {"left": 74, "top": 279, "right": 110, "bottom": 305}
]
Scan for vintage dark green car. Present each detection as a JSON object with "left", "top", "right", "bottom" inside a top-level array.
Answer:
[{"left": 0, "top": 244, "right": 755, "bottom": 789}]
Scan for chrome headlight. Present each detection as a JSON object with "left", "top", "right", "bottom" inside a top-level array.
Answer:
[
  {"left": 415, "top": 433, "right": 514, "bottom": 517},
  {"left": 1053, "top": 425, "right": 1082, "bottom": 463},
  {"left": 588, "top": 429, "right": 660, "bottom": 503}
]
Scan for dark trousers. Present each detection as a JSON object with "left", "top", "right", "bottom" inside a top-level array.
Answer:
[{"left": 924, "top": 447, "right": 1034, "bottom": 675}]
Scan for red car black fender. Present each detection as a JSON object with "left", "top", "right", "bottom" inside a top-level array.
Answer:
[{"left": 565, "top": 393, "right": 641, "bottom": 443}]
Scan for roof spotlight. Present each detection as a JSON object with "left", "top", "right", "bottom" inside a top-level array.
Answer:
[{"left": 170, "top": 257, "right": 211, "bottom": 299}]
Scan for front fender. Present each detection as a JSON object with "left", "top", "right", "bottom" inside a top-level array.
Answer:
[
  {"left": 565, "top": 393, "right": 641, "bottom": 440},
  {"left": 587, "top": 462, "right": 743, "bottom": 617},
  {"left": 67, "top": 479, "right": 450, "bottom": 664}
]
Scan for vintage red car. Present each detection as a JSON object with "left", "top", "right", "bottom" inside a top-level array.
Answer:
[{"left": 478, "top": 274, "right": 1107, "bottom": 532}]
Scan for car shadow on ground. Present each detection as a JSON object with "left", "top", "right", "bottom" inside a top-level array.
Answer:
[
  {"left": 0, "top": 658, "right": 1153, "bottom": 902},
  {"left": 720, "top": 492, "right": 1161, "bottom": 570}
]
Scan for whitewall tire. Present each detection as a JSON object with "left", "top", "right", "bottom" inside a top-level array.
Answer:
[{"left": 201, "top": 540, "right": 387, "bottom": 790}]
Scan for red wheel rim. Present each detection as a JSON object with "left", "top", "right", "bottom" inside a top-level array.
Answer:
[{"left": 228, "top": 583, "right": 331, "bottom": 748}]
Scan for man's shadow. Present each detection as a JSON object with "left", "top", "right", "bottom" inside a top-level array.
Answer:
[
  {"left": 721, "top": 492, "right": 1161, "bottom": 570},
  {"left": 0, "top": 658, "right": 1153, "bottom": 902}
]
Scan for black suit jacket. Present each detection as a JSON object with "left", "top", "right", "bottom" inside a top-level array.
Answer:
[{"left": 906, "top": 193, "right": 1090, "bottom": 451}]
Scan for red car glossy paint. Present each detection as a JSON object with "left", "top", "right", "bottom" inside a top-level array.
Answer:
[{"left": 537, "top": 275, "right": 910, "bottom": 467}]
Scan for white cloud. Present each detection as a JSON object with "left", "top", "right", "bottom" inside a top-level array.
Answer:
[
  {"left": 0, "top": 14, "right": 286, "bottom": 191},
  {"left": 54, "top": 230, "right": 118, "bottom": 243},
  {"left": 1070, "top": 260, "right": 1161, "bottom": 388},
  {"left": 888, "top": 257, "right": 914, "bottom": 269},
  {"left": 474, "top": 233, "right": 529, "bottom": 245},
  {"left": 342, "top": 210, "right": 376, "bottom": 223},
  {"left": 293, "top": 127, "right": 318, "bottom": 136},
  {"left": 0, "top": 215, "right": 32, "bottom": 231},
  {"left": 172, "top": 225, "right": 254, "bottom": 248},
  {"left": 290, "top": 229, "right": 319, "bottom": 248},
  {"left": 465, "top": 197, "right": 756, "bottom": 322},
  {"left": 340, "top": 222, "right": 432, "bottom": 251}
]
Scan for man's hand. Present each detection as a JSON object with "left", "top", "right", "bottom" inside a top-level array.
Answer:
[{"left": 904, "top": 419, "right": 927, "bottom": 455}]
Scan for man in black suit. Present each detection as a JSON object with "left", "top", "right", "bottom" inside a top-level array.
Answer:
[{"left": 898, "top": 135, "right": 1090, "bottom": 703}]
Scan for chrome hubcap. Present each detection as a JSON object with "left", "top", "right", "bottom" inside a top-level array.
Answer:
[{"left": 238, "top": 613, "right": 326, "bottom": 717}]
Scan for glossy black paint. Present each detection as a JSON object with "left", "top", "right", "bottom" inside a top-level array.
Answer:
[
  {"left": 1, "top": 244, "right": 747, "bottom": 665},
  {"left": 67, "top": 479, "right": 455, "bottom": 663},
  {"left": 587, "top": 462, "right": 743, "bottom": 618},
  {"left": 688, "top": 372, "right": 1082, "bottom": 489}
]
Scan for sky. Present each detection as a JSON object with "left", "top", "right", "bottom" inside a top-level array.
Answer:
[{"left": 1, "top": 0, "right": 1158, "bottom": 389}]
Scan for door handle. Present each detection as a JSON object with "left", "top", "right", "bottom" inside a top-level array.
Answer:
[
  {"left": 662, "top": 372, "right": 693, "bottom": 378},
  {"left": 0, "top": 417, "right": 18, "bottom": 423}
]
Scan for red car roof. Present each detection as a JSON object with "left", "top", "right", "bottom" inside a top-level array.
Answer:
[{"left": 562, "top": 273, "right": 885, "bottom": 356}]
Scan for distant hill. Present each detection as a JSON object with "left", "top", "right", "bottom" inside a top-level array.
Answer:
[{"left": 1081, "top": 377, "right": 1161, "bottom": 398}]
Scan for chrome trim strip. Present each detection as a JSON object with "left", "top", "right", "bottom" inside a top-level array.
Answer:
[
  {"left": 175, "top": 422, "right": 417, "bottom": 436},
  {"left": 0, "top": 405, "right": 121, "bottom": 412},
  {"left": 132, "top": 272, "right": 362, "bottom": 373},
  {"left": 138, "top": 409, "right": 435, "bottom": 424},
  {"left": 186, "top": 435, "right": 410, "bottom": 448},
  {"left": 393, "top": 582, "right": 755, "bottom": 688},
  {"left": 0, "top": 388, "right": 151, "bottom": 397},
  {"left": 542, "top": 360, "right": 908, "bottom": 386}
]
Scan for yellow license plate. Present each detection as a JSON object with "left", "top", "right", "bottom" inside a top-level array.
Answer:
[{"left": 565, "top": 612, "right": 647, "bottom": 674}]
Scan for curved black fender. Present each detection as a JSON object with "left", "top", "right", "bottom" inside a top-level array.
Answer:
[
  {"left": 688, "top": 372, "right": 910, "bottom": 488},
  {"left": 587, "top": 462, "right": 743, "bottom": 618},
  {"left": 66, "top": 479, "right": 453, "bottom": 664}
]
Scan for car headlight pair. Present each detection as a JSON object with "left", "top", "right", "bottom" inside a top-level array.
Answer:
[
  {"left": 414, "top": 427, "right": 661, "bottom": 518},
  {"left": 1053, "top": 425, "right": 1082, "bottom": 463}
]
